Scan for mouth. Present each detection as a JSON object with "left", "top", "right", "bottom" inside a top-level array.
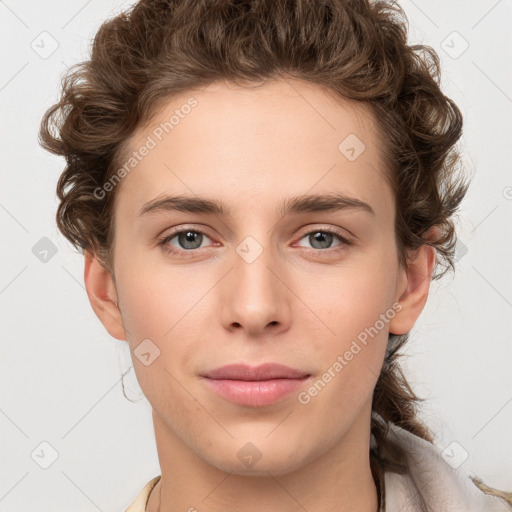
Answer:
[
  {"left": 200, "top": 363, "right": 311, "bottom": 407},
  {"left": 201, "top": 362, "right": 311, "bottom": 380}
]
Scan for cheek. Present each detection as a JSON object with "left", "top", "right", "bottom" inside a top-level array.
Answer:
[
  {"left": 114, "top": 259, "right": 212, "bottom": 388},
  {"left": 114, "top": 262, "right": 201, "bottom": 405},
  {"left": 303, "top": 257, "right": 398, "bottom": 347},
  {"left": 115, "top": 255, "right": 197, "bottom": 338},
  {"left": 295, "top": 257, "right": 397, "bottom": 405}
]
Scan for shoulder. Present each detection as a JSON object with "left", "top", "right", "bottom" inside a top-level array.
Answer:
[{"left": 384, "top": 423, "right": 512, "bottom": 512}]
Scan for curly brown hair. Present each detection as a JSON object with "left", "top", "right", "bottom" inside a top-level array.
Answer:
[{"left": 40, "top": 0, "right": 507, "bottom": 508}]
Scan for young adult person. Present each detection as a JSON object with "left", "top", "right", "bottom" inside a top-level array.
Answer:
[{"left": 39, "top": 1, "right": 512, "bottom": 510}]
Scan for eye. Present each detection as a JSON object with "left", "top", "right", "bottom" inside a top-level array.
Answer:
[
  {"left": 157, "top": 226, "right": 353, "bottom": 257},
  {"left": 295, "top": 228, "right": 352, "bottom": 251},
  {"left": 158, "top": 228, "right": 215, "bottom": 255}
]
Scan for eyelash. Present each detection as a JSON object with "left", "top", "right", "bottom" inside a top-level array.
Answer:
[{"left": 157, "top": 226, "right": 353, "bottom": 257}]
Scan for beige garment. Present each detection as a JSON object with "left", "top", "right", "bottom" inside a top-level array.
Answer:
[
  {"left": 126, "top": 475, "right": 160, "bottom": 512},
  {"left": 125, "top": 424, "right": 511, "bottom": 512},
  {"left": 382, "top": 424, "right": 511, "bottom": 511}
]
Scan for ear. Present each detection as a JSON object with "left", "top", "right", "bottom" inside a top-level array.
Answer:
[
  {"left": 83, "top": 249, "right": 127, "bottom": 341},
  {"left": 389, "top": 230, "right": 438, "bottom": 335}
]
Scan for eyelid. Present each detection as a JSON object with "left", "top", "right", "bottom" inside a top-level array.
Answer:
[
  {"left": 157, "top": 224, "right": 215, "bottom": 241},
  {"left": 295, "top": 224, "right": 354, "bottom": 243}
]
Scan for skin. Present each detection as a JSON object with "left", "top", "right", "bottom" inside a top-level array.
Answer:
[{"left": 84, "top": 78, "right": 435, "bottom": 512}]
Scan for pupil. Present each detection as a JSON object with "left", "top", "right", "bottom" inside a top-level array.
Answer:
[
  {"left": 311, "top": 232, "right": 332, "bottom": 249},
  {"left": 180, "top": 231, "right": 202, "bottom": 249}
]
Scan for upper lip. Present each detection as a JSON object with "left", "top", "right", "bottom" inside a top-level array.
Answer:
[{"left": 202, "top": 363, "right": 310, "bottom": 381}]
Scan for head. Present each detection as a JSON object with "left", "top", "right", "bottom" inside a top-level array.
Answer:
[{"left": 39, "top": 0, "right": 467, "bottom": 480}]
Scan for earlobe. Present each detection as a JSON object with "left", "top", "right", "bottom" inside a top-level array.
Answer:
[
  {"left": 389, "top": 242, "right": 437, "bottom": 335},
  {"left": 83, "top": 250, "right": 127, "bottom": 341}
]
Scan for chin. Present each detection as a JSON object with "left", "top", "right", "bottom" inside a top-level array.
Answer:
[{"left": 197, "top": 435, "right": 313, "bottom": 477}]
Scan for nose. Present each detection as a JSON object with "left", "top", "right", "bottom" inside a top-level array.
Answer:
[{"left": 220, "top": 240, "right": 291, "bottom": 338}]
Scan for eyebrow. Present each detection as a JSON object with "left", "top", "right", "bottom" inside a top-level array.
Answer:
[{"left": 137, "top": 193, "right": 375, "bottom": 218}]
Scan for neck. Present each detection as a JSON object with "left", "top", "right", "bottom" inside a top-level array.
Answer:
[{"left": 146, "top": 405, "right": 379, "bottom": 512}]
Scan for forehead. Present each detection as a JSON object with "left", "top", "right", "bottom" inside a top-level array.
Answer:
[{"left": 113, "top": 78, "right": 391, "bottom": 220}]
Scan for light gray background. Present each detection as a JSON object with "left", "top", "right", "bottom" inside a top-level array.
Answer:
[{"left": 1, "top": 0, "right": 511, "bottom": 510}]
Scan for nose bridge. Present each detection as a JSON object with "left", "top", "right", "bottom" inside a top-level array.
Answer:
[{"left": 222, "top": 234, "right": 290, "bottom": 334}]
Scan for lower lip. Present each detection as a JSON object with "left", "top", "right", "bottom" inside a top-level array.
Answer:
[{"left": 203, "top": 377, "right": 309, "bottom": 407}]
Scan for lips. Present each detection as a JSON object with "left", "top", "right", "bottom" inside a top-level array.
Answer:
[
  {"left": 201, "top": 363, "right": 311, "bottom": 407},
  {"left": 201, "top": 363, "right": 310, "bottom": 381}
]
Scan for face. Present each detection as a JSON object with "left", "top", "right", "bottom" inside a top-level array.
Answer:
[{"left": 87, "top": 78, "right": 425, "bottom": 476}]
